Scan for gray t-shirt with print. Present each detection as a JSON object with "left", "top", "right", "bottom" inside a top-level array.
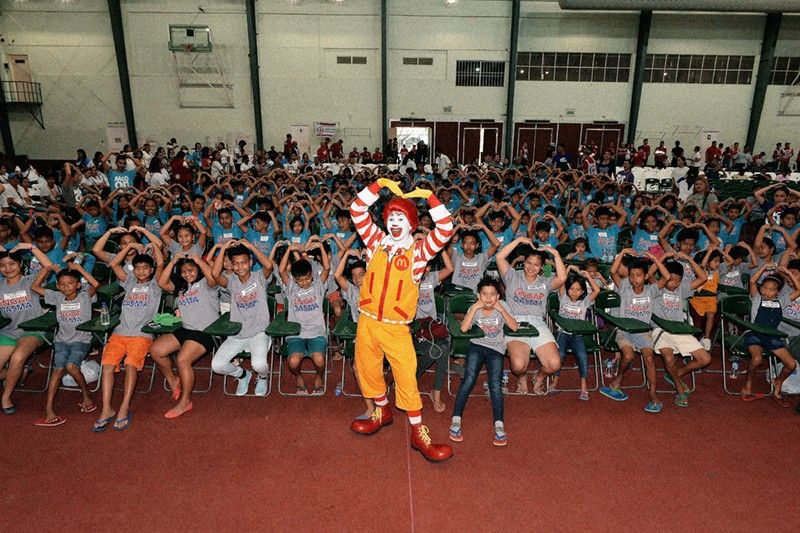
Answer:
[
  {"left": 416, "top": 271, "right": 440, "bottom": 320},
  {"left": 114, "top": 276, "right": 162, "bottom": 338},
  {"left": 226, "top": 270, "right": 271, "bottom": 339},
  {"left": 501, "top": 269, "right": 553, "bottom": 318},
  {"left": 718, "top": 262, "right": 745, "bottom": 288},
  {"left": 471, "top": 305, "right": 508, "bottom": 353},
  {"left": 452, "top": 251, "right": 489, "bottom": 291},
  {"left": 168, "top": 241, "right": 204, "bottom": 259},
  {"left": 652, "top": 279, "right": 692, "bottom": 322},
  {"left": 176, "top": 278, "right": 219, "bottom": 331},
  {"left": 45, "top": 289, "right": 95, "bottom": 344},
  {"left": 342, "top": 281, "right": 361, "bottom": 322},
  {"left": 0, "top": 276, "right": 43, "bottom": 339},
  {"left": 778, "top": 286, "right": 800, "bottom": 336},
  {"left": 281, "top": 276, "right": 326, "bottom": 339},
  {"left": 614, "top": 278, "right": 657, "bottom": 323},
  {"left": 557, "top": 292, "right": 591, "bottom": 323}
]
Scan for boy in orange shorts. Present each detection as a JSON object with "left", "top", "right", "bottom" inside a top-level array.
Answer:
[
  {"left": 93, "top": 243, "right": 163, "bottom": 432},
  {"left": 689, "top": 248, "right": 722, "bottom": 351}
]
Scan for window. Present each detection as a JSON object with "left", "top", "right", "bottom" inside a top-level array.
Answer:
[
  {"left": 515, "top": 52, "right": 631, "bottom": 83},
  {"left": 337, "top": 56, "right": 367, "bottom": 65},
  {"left": 403, "top": 57, "right": 434, "bottom": 66},
  {"left": 644, "top": 54, "right": 754, "bottom": 85},
  {"left": 456, "top": 60, "right": 505, "bottom": 87},
  {"left": 770, "top": 56, "right": 800, "bottom": 85}
]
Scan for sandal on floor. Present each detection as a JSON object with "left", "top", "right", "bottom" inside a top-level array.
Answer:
[
  {"left": 578, "top": 391, "right": 589, "bottom": 401},
  {"left": 79, "top": 401, "right": 97, "bottom": 414},
  {"left": 311, "top": 387, "right": 324, "bottom": 396},
  {"left": 34, "top": 415, "right": 66, "bottom": 427},
  {"left": 773, "top": 395, "right": 790, "bottom": 408},
  {"left": 114, "top": 413, "right": 133, "bottom": 431},
  {"left": 92, "top": 412, "right": 116, "bottom": 433},
  {"left": 296, "top": 385, "right": 309, "bottom": 395},
  {"left": 741, "top": 393, "right": 766, "bottom": 402},
  {"left": 644, "top": 401, "right": 663, "bottom": 414},
  {"left": 2, "top": 404, "right": 17, "bottom": 416}
]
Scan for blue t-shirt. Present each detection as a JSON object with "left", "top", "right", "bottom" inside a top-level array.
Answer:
[
  {"left": 108, "top": 169, "right": 136, "bottom": 190},
  {"left": 632, "top": 229, "right": 660, "bottom": 253},
  {"left": 82, "top": 214, "right": 107, "bottom": 240},
  {"left": 212, "top": 223, "right": 243, "bottom": 244},
  {"left": 586, "top": 225, "right": 621, "bottom": 261}
]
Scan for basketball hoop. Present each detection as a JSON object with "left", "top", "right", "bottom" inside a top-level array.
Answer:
[{"left": 181, "top": 43, "right": 195, "bottom": 53}]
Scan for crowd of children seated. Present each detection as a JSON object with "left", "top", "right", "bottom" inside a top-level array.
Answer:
[{"left": 1, "top": 135, "right": 799, "bottom": 444}]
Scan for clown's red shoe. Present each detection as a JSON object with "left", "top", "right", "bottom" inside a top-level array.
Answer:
[
  {"left": 350, "top": 404, "right": 393, "bottom": 435},
  {"left": 410, "top": 424, "right": 453, "bottom": 462}
]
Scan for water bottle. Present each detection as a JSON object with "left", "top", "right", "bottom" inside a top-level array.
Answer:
[
  {"left": 100, "top": 303, "right": 110, "bottom": 326},
  {"left": 730, "top": 359, "right": 739, "bottom": 380},
  {"left": 334, "top": 384, "right": 342, "bottom": 397},
  {"left": 604, "top": 358, "right": 615, "bottom": 379}
]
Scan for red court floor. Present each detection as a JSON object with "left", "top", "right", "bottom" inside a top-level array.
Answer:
[{"left": 2, "top": 360, "right": 799, "bottom": 532}]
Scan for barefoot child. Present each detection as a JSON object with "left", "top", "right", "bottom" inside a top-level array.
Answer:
[
  {"left": 741, "top": 263, "right": 799, "bottom": 406},
  {"left": 450, "top": 277, "right": 519, "bottom": 446},
  {"left": 31, "top": 263, "right": 100, "bottom": 426}
]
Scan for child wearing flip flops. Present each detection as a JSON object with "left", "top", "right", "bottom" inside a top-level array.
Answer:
[
  {"left": 450, "top": 277, "right": 518, "bottom": 446},
  {"left": 741, "top": 263, "right": 799, "bottom": 407},
  {"left": 599, "top": 250, "right": 662, "bottom": 413},
  {"left": 278, "top": 241, "right": 330, "bottom": 395},
  {"left": 94, "top": 245, "right": 164, "bottom": 432},
  {"left": 31, "top": 263, "right": 100, "bottom": 427}
]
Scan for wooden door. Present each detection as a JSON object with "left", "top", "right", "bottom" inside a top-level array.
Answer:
[
  {"left": 482, "top": 128, "right": 500, "bottom": 161},
  {"left": 8, "top": 55, "right": 32, "bottom": 82},
  {"left": 461, "top": 128, "right": 482, "bottom": 165},
  {"left": 433, "top": 121, "right": 459, "bottom": 164},
  {"left": 516, "top": 124, "right": 556, "bottom": 164}
]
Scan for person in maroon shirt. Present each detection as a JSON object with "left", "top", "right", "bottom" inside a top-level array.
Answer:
[
  {"left": 653, "top": 141, "right": 668, "bottom": 169},
  {"left": 283, "top": 134, "right": 294, "bottom": 157},
  {"left": 331, "top": 139, "right": 344, "bottom": 160},
  {"left": 632, "top": 146, "right": 647, "bottom": 167},
  {"left": 372, "top": 148, "right": 384, "bottom": 163},
  {"left": 170, "top": 151, "right": 190, "bottom": 186},
  {"left": 641, "top": 138, "right": 651, "bottom": 165},
  {"left": 705, "top": 141, "right": 721, "bottom": 165},
  {"left": 360, "top": 147, "right": 373, "bottom": 164},
  {"left": 316, "top": 141, "right": 330, "bottom": 163}
]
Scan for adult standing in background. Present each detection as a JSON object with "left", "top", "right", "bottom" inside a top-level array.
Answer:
[
  {"left": 653, "top": 141, "right": 668, "bottom": 169},
  {"left": 670, "top": 141, "right": 684, "bottom": 167}
]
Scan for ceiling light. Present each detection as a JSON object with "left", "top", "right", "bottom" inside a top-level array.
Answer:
[{"left": 445, "top": 0, "right": 457, "bottom": 6}]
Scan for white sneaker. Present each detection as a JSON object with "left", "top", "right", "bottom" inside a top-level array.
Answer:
[
  {"left": 254, "top": 376, "right": 269, "bottom": 397},
  {"left": 700, "top": 338, "right": 712, "bottom": 351},
  {"left": 235, "top": 369, "right": 252, "bottom": 396}
]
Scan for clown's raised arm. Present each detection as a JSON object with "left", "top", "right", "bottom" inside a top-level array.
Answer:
[{"left": 350, "top": 180, "right": 454, "bottom": 283}]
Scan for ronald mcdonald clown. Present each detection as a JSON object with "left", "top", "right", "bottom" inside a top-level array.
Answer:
[{"left": 349, "top": 178, "right": 454, "bottom": 462}]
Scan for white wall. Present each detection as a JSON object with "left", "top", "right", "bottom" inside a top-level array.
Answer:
[
  {"left": 123, "top": 0, "right": 254, "bottom": 151},
  {"left": 388, "top": 0, "right": 510, "bottom": 122},
  {"left": 2, "top": 0, "right": 799, "bottom": 160},
  {"left": 636, "top": 12, "right": 764, "bottom": 147},
  {"left": 756, "top": 14, "right": 800, "bottom": 152},
  {"left": 258, "top": 0, "right": 381, "bottom": 154},
  {"left": 1, "top": 0, "right": 124, "bottom": 159},
  {"left": 515, "top": 3, "right": 637, "bottom": 123}
]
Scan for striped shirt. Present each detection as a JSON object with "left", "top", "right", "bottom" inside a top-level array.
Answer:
[{"left": 350, "top": 182, "right": 454, "bottom": 284}]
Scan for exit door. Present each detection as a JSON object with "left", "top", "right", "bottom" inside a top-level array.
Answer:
[
  {"left": 461, "top": 127, "right": 500, "bottom": 165},
  {"left": 7, "top": 55, "right": 32, "bottom": 82}
]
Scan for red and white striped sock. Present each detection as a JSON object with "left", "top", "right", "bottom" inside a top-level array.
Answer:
[
  {"left": 407, "top": 409, "right": 422, "bottom": 426},
  {"left": 374, "top": 394, "right": 388, "bottom": 407}
]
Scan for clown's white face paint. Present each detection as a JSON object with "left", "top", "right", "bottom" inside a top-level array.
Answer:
[{"left": 386, "top": 211, "right": 412, "bottom": 243}]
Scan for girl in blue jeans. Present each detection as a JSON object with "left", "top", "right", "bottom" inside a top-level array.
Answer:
[
  {"left": 450, "top": 277, "right": 518, "bottom": 447},
  {"left": 549, "top": 269, "right": 600, "bottom": 401}
]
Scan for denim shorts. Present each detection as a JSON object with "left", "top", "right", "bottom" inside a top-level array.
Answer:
[
  {"left": 286, "top": 336, "right": 328, "bottom": 357},
  {"left": 743, "top": 333, "right": 785, "bottom": 352},
  {"left": 53, "top": 342, "right": 91, "bottom": 369}
]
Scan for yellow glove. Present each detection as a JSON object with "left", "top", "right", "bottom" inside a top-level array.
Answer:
[
  {"left": 376, "top": 177, "right": 404, "bottom": 197},
  {"left": 403, "top": 188, "right": 433, "bottom": 200}
]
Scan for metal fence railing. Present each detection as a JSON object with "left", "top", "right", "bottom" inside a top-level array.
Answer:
[{"left": 2, "top": 80, "right": 42, "bottom": 104}]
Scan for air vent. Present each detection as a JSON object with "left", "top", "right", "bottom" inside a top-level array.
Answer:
[{"left": 443, "top": 106, "right": 453, "bottom": 113}]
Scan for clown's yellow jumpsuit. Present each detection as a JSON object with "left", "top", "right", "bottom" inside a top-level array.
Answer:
[{"left": 350, "top": 182, "right": 453, "bottom": 411}]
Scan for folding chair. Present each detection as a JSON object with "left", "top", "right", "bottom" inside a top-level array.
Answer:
[
  {"left": 332, "top": 313, "right": 360, "bottom": 397},
  {"left": 546, "top": 293, "right": 601, "bottom": 392},
  {"left": 592, "top": 290, "right": 649, "bottom": 389},
  {"left": 15, "top": 311, "right": 56, "bottom": 394},
  {"left": 719, "top": 294, "right": 781, "bottom": 395}
]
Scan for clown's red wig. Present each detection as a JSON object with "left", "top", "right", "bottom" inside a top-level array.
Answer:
[{"left": 383, "top": 197, "right": 419, "bottom": 230}]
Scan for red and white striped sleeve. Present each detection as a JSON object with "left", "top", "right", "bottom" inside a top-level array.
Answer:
[
  {"left": 412, "top": 194, "right": 454, "bottom": 283},
  {"left": 350, "top": 182, "right": 385, "bottom": 259}
]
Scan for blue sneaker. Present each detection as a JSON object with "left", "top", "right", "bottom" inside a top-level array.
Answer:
[
  {"left": 599, "top": 386, "right": 629, "bottom": 401},
  {"left": 449, "top": 423, "right": 463, "bottom": 442},
  {"left": 254, "top": 376, "right": 269, "bottom": 397},
  {"left": 493, "top": 428, "right": 508, "bottom": 447},
  {"left": 644, "top": 401, "right": 663, "bottom": 414},
  {"left": 235, "top": 369, "right": 252, "bottom": 396}
]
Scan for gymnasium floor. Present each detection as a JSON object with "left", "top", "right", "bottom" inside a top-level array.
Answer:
[{"left": 2, "top": 359, "right": 799, "bottom": 533}]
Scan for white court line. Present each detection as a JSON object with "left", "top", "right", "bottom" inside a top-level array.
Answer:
[{"left": 404, "top": 419, "right": 416, "bottom": 533}]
